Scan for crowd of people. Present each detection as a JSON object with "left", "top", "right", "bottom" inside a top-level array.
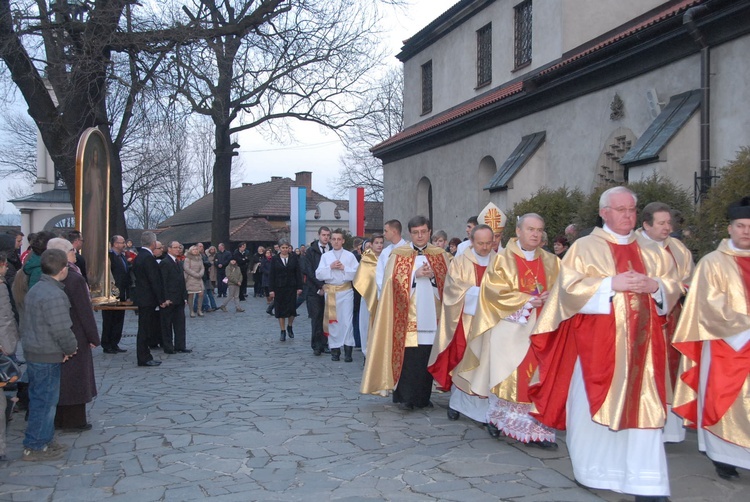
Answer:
[
  {"left": 352, "top": 189, "right": 749, "bottom": 502},
  {"left": 1, "top": 187, "right": 749, "bottom": 502}
]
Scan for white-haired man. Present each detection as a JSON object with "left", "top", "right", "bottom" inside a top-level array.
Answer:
[{"left": 529, "top": 186, "right": 681, "bottom": 501}]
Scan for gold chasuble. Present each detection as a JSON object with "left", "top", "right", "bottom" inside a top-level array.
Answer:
[
  {"left": 635, "top": 229, "right": 695, "bottom": 400},
  {"left": 353, "top": 249, "right": 379, "bottom": 320},
  {"left": 672, "top": 239, "right": 750, "bottom": 448},
  {"left": 529, "top": 227, "right": 682, "bottom": 431},
  {"left": 426, "top": 247, "right": 494, "bottom": 391},
  {"left": 361, "top": 244, "right": 451, "bottom": 396},
  {"left": 452, "top": 239, "right": 560, "bottom": 402}
]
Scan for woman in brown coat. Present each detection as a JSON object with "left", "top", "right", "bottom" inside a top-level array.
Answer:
[
  {"left": 46, "top": 238, "right": 100, "bottom": 432},
  {"left": 183, "top": 245, "right": 205, "bottom": 317}
]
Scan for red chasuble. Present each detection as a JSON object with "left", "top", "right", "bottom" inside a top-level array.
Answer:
[
  {"left": 428, "top": 263, "right": 486, "bottom": 390},
  {"left": 530, "top": 241, "right": 667, "bottom": 430},
  {"left": 673, "top": 256, "right": 750, "bottom": 429}
]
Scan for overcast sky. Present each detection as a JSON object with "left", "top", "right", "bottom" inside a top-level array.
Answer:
[{"left": 0, "top": 0, "right": 458, "bottom": 218}]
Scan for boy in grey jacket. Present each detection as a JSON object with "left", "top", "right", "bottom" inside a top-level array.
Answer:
[{"left": 20, "top": 249, "right": 77, "bottom": 461}]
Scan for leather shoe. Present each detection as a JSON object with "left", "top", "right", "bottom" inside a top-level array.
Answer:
[
  {"left": 176, "top": 349, "right": 192, "bottom": 353},
  {"left": 313, "top": 349, "right": 322, "bottom": 356},
  {"left": 714, "top": 461, "right": 739, "bottom": 480},
  {"left": 138, "top": 360, "right": 162, "bottom": 367},
  {"left": 114, "top": 347, "right": 127, "bottom": 353},
  {"left": 103, "top": 348, "right": 118, "bottom": 354},
  {"left": 526, "top": 440, "right": 558, "bottom": 450},
  {"left": 397, "top": 402, "right": 414, "bottom": 411},
  {"left": 487, "top": 422, "right": 501, "bottom": 438},
  {"left": 62, "top": 423, "right": 92, "bottom": 433},
  {"left": 447, "top": 407, "right": 460, "bottom": 421},
  {"left": 163, "top": 349, "right": 176, "bottom": 354}
]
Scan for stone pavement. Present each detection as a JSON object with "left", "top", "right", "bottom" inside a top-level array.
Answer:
[{"left": 1, "top": 296, "right": 748, "bottom": 501}]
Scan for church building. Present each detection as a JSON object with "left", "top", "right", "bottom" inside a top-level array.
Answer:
[{"left": 372, "top": 0, "right": 750, "bottom": 237}]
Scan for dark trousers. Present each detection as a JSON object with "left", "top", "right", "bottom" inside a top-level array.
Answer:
[
  {"left": 392, "top": 345, "right": 434, "bottom": 408},
  {"left": 217, "top": 269, "right": 228, "bottom": 296},
  {"left": 160, "top": 303, "right": 186, "bottom": 351},
  {"left": 352, "top": 291, "right": 362, "bottom": 347},
  {"left": 253, "top": 272, "right": 262, "bottom": 296},
  {"left": 101, "top": 310, "right": 125, "bottom": 350},
  {"left": 239, "top": 267, "right": 248, "bottom": 300},
  {"left": 307, "top": 294, "right": 326, "bottom": 351},
  {"left": 137, "top": 306, "right": 158, "bottom": 364}
]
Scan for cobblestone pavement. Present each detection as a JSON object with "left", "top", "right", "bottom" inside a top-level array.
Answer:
[{"left": 1, "top": 296, "right": 748, "bottom": 501}]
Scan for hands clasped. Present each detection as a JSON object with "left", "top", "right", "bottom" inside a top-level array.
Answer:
[{"left": 612, "top": 271, "right": 659, "bottom": 294}]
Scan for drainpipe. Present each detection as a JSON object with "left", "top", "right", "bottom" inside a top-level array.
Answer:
[{"left": 683, "top": 4, "right": 711, "bottom": 201}]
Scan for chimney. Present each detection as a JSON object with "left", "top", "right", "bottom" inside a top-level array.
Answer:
[
  {"left": 241, "top": 182, "right": 253, "bottom": 187},
  {"left": 295, "top": 171, "right": 312, "bottom": 195}
]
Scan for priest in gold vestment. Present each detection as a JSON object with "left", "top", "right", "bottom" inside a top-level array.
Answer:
[
  {"left": 427, "top": 224, "right": 495, "bottom": 423},
  {"left": 529, "top": 187, "right": 681, "bottom": 501},
  {"left": 672, "top": 197, "right": 750, "bottom": 481},
  {"left": 361, "top": 216, "right": 451, "bottom": 410},
  {"left": 453, "top": 214, "right": 560, "bottom": 447},
  {"left": 353, "top": 235, "right": 383, "bottom": 359},
  {"left": 635, "top": 202, "right": 694, "bottom": 443}
]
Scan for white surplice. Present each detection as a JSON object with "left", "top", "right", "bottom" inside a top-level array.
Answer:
[{"left": 316, "top": 249, "right": 359, "bottom": 349}]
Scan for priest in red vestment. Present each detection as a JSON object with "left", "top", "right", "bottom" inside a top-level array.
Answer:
[
  {"left": 672, "top": 196, "right": 750, "bottom": 481},
  {"left": 529, "top": 186, "right": 681, "bottom": 501}
]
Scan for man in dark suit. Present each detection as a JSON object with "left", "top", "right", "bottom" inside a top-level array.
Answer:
[
  {"left": 215, "top": 243, "right": 232, "bottom": 297},
  {"left": 67, "top": 230, "right": 87, "bottom": 281},
  {"left": 131, "top": 231, "right": 166, "bottom": 367},
  {"left": 302, "top": 226, "right": 331, "bottom": 356},
  {"left": 101, "top": 235, "right": 130, "bottom": 354},
  {"left": 160, "top": 241, "right": 191, "bottom": 354}
]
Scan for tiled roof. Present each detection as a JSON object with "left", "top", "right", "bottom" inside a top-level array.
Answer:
[
  {"left": 158, "top": 178, "right": 332, "bottom": 227},
  {"left": 156, "top": 218, "right": 283, "bottom": 246},
  {"left": 330, "top": 199, "right": 384, "bottom": 233},
  {"left": 8, "top": 188, "right": 72, "bottom": 204},
  {"left": 373, "top": 81, "right": 524, "bottom": 151},
  {"left": 539, "top": 0, "right": 702, "bottom": 77}
]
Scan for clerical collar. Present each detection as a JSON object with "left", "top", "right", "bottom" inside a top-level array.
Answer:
[
  {"left": 728, "top": 239, "right": 750, "bottom": 254},
  {"left": 602, "top": 224, "right": 632, "bottom": 244},
  {"left": 412, "top": 244, "right": 428, "bottom": 255},
  {"left": 639, "top": 230, "right": 665, "bottom": 247},
  {"left": 518, "top": 246, "right": 536, "bottom": 261},
  {"left": 471, "top": 249, "right": 490, "bottom": 266}
]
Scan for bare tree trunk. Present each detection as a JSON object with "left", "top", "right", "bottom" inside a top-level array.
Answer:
[{"left": 211, "top": 121, "right": 233, "bottom": 246}]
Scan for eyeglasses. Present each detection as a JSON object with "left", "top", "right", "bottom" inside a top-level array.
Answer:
[{"left": 605, "top": 206, "right": 637, "bottom": 215}]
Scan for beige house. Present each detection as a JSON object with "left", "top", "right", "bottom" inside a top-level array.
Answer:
[{"left": 372, "top": 0, "right": 750, "bottom": 237}]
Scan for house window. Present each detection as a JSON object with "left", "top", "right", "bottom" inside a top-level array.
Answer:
[
  {"left": 476, "top": 23, "right": 492, "bottom": 87},
  {"left": 514, "top": 0, "right": 532, "bottom": 69},
  {"left": 421, "top": 60, "right": 433, "bottom": 115}
]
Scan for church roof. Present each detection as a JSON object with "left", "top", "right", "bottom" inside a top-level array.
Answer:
[
  {"left": 8, "top": 188, "right": 71, "bottom": 204},
  {"left": 373, "top": 0, "right": 714, "bottom": 160},
  {"left": 158, "top": 177, "right": 332, "bottom": 227}
]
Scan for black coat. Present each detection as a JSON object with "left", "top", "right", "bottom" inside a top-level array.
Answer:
[
  {"left": 302, "top": 239, "right": 330, "bottom": 296},
  {"left": 269, "top": 254, "right": 303, "bottom": 292},
  {"left": 160, "top": 255, "right": 187, "bottom": 304},
  {"left": 109, "top": 250, "right": 131, "bottom": 301},
  {"left": 132, "top": 248, "right": 164, "bottom": 308}
]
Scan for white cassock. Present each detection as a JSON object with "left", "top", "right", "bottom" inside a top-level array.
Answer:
[
  {"left": 359, "top": 300, "right": 370, "bottom": 358},
  {"left": 456, "top": 239, "right": 471, "bottom": 256},
  {"left": 449, "top": 249, "right": 489, "bottom": 422},
  {"left": 566, "top": 228, "right": 671, "bottom": 497},
  {"left": 412, "top": 251, "right": 439, "bottom": 345},
  {"left": 316, "top": 249, "right": 359, "bottom": 349},
  {"left": 375, "top": 239, "right": 406, "bottom": 298}
]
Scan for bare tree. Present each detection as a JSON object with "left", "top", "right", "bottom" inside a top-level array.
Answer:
[
  {"left": 172, "top": 0, "right": 386, "bottom": 244},
  {"left": 330, "top": 67, "right": 403, "bottom": 201},
  {"left": 0, "top": 0, "right": 292, "bottom": 236},
  {"left": 0, "top": 112, "right": 38, "bottom": 184}
]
